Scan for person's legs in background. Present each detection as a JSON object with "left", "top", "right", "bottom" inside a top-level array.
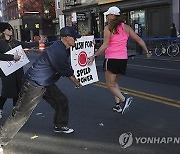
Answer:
[
  {"left": 0, "top": 96, "right": 7, "bottom": 119},
  {"left": 0, "top": 96, "right": 19, "bottom": 119},
  {"left": 13, "top": 97, "right": 18, "bottom": 108}
]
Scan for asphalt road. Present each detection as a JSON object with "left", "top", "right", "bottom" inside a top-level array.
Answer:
[
  {"left": 126, "top": 57, "right": 180, "bottom": 87},
  {"left": 0, "top": 52, "right": 179, "bottom": 154}
]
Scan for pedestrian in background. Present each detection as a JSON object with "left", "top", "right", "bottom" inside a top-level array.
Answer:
[
  {"left": 0, "top": 26, "right": 82, "bottom": 153},
  {"left": 88, "top": 6, "right": 151, "bottom": 114},
  {"left": 170, "top": 23, "right": 177, "bottom": 38},
  {"left": 0, "top": 22, "right": 40, "bottom": 119}
]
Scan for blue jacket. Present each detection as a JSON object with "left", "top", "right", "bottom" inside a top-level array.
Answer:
[{"left": 26, "top": 40, "right": 74, "bottom": 86}]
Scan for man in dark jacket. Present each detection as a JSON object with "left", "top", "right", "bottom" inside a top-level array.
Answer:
[{"left": 0, "top": 26, "right": 82, "bottom": 152}]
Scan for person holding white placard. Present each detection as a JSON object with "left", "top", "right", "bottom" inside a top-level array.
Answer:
[
  {"left": 0, "top": 22, "right": 40, "bottom": 119},
  {"left": 0, "top": 26, "right": 82, "bottom": 153},
  {"left": 88, "top": 6, "right": 151, "bottom": 114}
]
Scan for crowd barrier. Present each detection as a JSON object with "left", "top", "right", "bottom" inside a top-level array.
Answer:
[
  {"left": 94, "top": 37, "right": 180, "bottom": 56},
  {"left": 94, "top": 37, "right": 180, "bottom": 41},
  {"left": 23, "top": 37, "right": 180, "bottom": 53}
]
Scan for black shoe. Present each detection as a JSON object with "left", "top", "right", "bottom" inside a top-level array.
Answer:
[
  {"left": 121, "top": 97, "right": 133, "bottom": 114},
  {"left": 112, "top": 104, "right": 122, "bottom": 113},
  {"left": 54, "top": 126, "right": 74, "bottom": 134}
]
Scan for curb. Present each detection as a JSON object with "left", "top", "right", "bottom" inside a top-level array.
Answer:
[
  {"left": 133, "top": 56, "right": 180, "bottom": 62},
  {"left": 128, "top": 54, "right": 180, "bottom": 62}
]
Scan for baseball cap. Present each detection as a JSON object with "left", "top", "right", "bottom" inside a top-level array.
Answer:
[
  {"left": 60, "top": 26, "right": 81, "bottom": 38},
  {"left": 104, "top": 6, "right": 121, "bottom": 16}
]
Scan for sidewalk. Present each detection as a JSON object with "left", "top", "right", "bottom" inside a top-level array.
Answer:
[{"left": 128, "top": 49, "right": 180, "bottom": 62}]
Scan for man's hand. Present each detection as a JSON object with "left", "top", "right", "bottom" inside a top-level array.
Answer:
[
  {"left": 75, "top": 82, "right": 82, "bottom": 89},
  {"left": 69, "top": 75, "right": 82, "bottom": 89}
]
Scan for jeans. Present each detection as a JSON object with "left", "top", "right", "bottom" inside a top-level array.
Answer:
[{"left": 0, "top": 81, "right": 69, "bottom": 145}]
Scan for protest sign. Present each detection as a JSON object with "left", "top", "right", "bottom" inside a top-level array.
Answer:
[
  {"left": 71, "top": 35, "right": 99, "bottom": 86},
  {"left": 0, "top": 45, "right": 30, "bottom": 76}
]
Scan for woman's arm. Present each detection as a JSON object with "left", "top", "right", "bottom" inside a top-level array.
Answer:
[
  {"left": 124, "top": 24, "right": 151, "bottom": 57},
  {"left": 0, "top": 53, "right": 14, "bottom": 61},
  {"left": 88, "top": 25, "right": 111, "bottom": 64},
  {"left": 94, "top": 25, "right": 111, "bottom": 56},
  {"left": 0, "top": 41, "right": 20, "bottom": 61},
  {"left": 0, "top": 52, "right": 21, "bottom": 61}
]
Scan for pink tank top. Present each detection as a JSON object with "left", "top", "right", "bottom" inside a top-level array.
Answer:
[{"left": 105, "top": 23, "right": 129, "bottom": 59}]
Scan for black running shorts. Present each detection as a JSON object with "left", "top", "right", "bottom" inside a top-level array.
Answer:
[{"left": 103, "top": 59, "right": 128, "bottom": 75}]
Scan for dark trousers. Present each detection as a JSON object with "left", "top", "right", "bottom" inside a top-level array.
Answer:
[{"left": 0, "top": 81, "right": 69, "bottom": 145}]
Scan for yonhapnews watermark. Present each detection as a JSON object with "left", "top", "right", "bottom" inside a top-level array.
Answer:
[{"left": 119, "top": 132, "right": 180, "bottom": 149}]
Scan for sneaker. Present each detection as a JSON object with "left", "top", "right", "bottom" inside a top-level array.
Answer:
[
  {"left": 112, "top": 104, "right": 122, "bottom": 113},
  {"left": 121, "top": 97, "right": 133, "bottom": 115},
  {"left": 0, "top": 110, "right": 3, "bottom": 119},
  {"left": 0, "top": 145, "right": 3, "bottom": 152},
  {"left": 54, "top": 126, "right": 74, "bottom": 134}
]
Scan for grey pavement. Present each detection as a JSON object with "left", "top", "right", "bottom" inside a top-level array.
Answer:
[
  {"left": 0, "top": 72, "right": 179, "bottom": 154},
  {"left": 93, "top": 49, "right": 180, "bottom": 66},
  {"left": 127, "top": 48, "right": 180, "bottom": 62},
  {"left": 28, "top": 46, "right": 180, "bottom": 62},
  {"left": 0, "top": 50, "right": 179, "bottom": 154}
]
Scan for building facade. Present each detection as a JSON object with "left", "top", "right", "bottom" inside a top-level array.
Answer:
[
  {"left": 0, "top": 0, "right": 4, "bottom": 21},
  {"left": 1, "top": 0, "right": 56, "bottom": 41},
  {"left": 1, "top": 0, "right": 179, "bottom": 40},
  {"left": 53, "top": 0, "right": 64, "bottom": 36},
  {"left": 63, "top": 0, "right": 98, "bottom": 36},
  {"left": 62, "top": 0, "right": 180, "bottom": 38}
]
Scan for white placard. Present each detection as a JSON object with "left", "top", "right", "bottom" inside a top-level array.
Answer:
[
  {"left": 71, "top": 36, "right": 99, "bottom": 86},
  {"left": 0, "top": 45, "right": 30, "bottom": 76}
]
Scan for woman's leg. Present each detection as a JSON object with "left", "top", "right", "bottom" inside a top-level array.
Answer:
[
  {"left": 0, "top": 96, "right": 7, "bottom": 110},
  {"left": 105, "top": 70, "right": 125, "bottom": 103},
  {"left": 13, "top": 97, "right": 18, "bottom": 107},
  {"left": 105, "top": 70, "right": 134, "bottom": 114},
  {"left": 114, "top": 74, "right": 122, "bottom": 104},
  {"left": 0, "top": 96, "right": 7, "bottom": 118}
]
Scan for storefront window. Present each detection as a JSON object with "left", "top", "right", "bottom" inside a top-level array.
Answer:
[
  {"left": 130, "top": 10, "right": 146, "bottom": 36},
  {"left": 130, "top": 10, "right": 145, "bottom": 27}
]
